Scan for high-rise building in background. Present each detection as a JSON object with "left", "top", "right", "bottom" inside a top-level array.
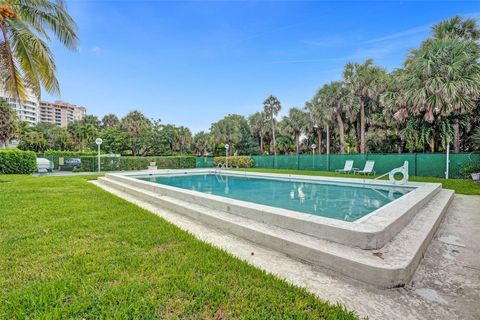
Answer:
[
  {"left": 1, "top": 89, "right": 86, "bottom": 127},
  {"left": 0, "top": 89, "right": 40, "bottom": 125},
  {"left": 39, "top": 101, "right": 86, "bottom": 127}
]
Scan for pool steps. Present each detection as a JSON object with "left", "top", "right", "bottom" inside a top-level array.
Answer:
[{"left": 97, "top": 175, "right": 453, "bottom": 288}]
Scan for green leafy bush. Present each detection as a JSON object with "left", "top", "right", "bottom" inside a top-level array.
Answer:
[
  {"left": 0, "top": 149, "right": 37, "bottom": 174},
  {"left": 78, "top": 156, "right": 196, "bottom": 172},
  {"left": 214, "top": 156, "right": 252, "bottom": 168},
  {"left": 460, "top": 163, "right": 480, "bottom": 178}
]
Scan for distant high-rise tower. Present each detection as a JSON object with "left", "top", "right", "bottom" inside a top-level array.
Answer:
[
  {"left": 0, "top": 89, "right": 40, "bottom": 125},
  {"left": 39, "top": 101, "right": 87, "bottom": 127}
]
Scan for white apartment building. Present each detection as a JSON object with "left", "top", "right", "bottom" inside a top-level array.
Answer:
[
  {"left": 0, "top": 89, "right": 40, "bottom": 125},
  {"left": 39, "top": 101, "right": 86, "bottom": 127},
  {"left": 0, "top": 88, "right": 87, "bottom": 127}
]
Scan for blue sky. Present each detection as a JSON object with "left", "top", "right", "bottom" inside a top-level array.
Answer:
[{"left": 43, "top": 0, "right": 479, "bottom": 133}]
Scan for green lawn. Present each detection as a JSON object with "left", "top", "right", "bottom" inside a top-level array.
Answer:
[
  {"left": 0, "top": 175, "right": 357, "bottom": 319},
  {"left": 232, "top": 168, "right": 480, "bottom": 195}
]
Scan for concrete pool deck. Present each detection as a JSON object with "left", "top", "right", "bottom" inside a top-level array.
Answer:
[{"left": 92, "top": 180, "right": 479, "bottom": 319}]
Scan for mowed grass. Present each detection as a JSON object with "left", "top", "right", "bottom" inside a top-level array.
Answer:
[
  {"left": 0, "top": 175, "right": 357, "bottom": 320},
  {"left": 232, "top": 168, "right": 480, "bottom": 195}
]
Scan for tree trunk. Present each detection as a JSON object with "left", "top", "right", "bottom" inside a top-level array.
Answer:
[
  {"left": 453, "top": 121, "right": 460, "bottom": 153},
  {"left": 356, "top": 120, "right": 361, "bottom": 153},
  {"left": 260, "top": 135, "right": 264, "bottom": 153},
  {"left": 336, "top": 112, "right": 345, "bottom": 154},
  {"left": 360, "top": 99, "right": 366, "bottom": 154},
  {"left": 272, "top": 119, "right": 276, "bottom": 156},
  {"left": 295, "top": 132, "right": 300, "bottom": 155},
  {"left": 326, "top": 125, "right": 330, "bottom": 155},
  {"left": 317, "top": 130, "right": 322, "bottom": 154},
  {"left": 429, "top": 137, "right": 435, "bottom": 153}
]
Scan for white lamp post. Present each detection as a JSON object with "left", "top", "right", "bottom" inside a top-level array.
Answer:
[
  {"left": 311, "top": 144, "right": 316, "bottom": 168},
  {"left": 445, "top": 136, "right": 450, "bottom": 179},
  {"left": 95, "top": 138, "right": 103, "bottom": 172},
  {"left": 225, "top": 143, "right": 230, "bottom": 168}
]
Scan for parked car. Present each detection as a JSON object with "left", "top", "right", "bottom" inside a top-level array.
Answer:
[
  {"left": 60, "top": 158, "right": 81, "bottom": 171},
  {"left": 36, "top": 158, "right": 54, "bottom": 173}
]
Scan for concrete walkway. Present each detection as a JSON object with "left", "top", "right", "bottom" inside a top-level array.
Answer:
[{"left": 93, "top": 180, "right": 480, "bottom": 320}]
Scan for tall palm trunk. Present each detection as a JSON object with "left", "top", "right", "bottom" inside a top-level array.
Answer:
[
  {"left": 429, "top": 137, "right": 435, "bottom": 153},
  {"left": 359, "top": 99, "right": 366, "bottom": 154},
  {"left": 271, "top": 118, "right": 276, "bottom": 156},
  {"left": 453, "top": 121, "right": 460, "bottom": 153},
  {"left": 317, "top": 129, "right": 322, "bottom": 154},
  {"left": 326, "top": 125, "right": 330, "bottom": 155},
  {"left": 356, "top": 120, "right": 361, "bottom": 153},
  {"left": 336, "top": 112, "right": 345, "bottom": 154},
  {"left": 295, "top": 132, "right": 300, "bottom": 155}
]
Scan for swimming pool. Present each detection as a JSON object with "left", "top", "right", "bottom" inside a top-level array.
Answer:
[
  {"left": 138, "top": 173, "right": 413, "bottom": 222},
  {"left": 99, "top": 169, "right": 448, "bottom": 286}
]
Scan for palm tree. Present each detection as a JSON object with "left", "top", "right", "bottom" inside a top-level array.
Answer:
[
  {"left": 433, "top": 15, "right": 480, "bottom": 41},
  {"left": 281, "top": 107, "right": 308, "bottom": 154},
  {"left": 0, "top": 98, "right": 18, "bottom": 148},
  {"left": 317, "top": 81, "right": 353, "bottom": 154},
  {"left": 76, "top": 123, "right": 96, "bottom": 152},
  {"left": 263, "top": 95, "right": 281, "bottom": 156},
  {"left": 402, "top": 38, "right": 480, "bottom": 152},
  {"left": 101, "top": 114, "right": 120, "bottom": 128},
  {"left": 193, "top": 131, "right": 210, "bottom": 156},
  {"left": 431, "top": 16, "right": 480, "bottom": 152},
  {"left": 248, "top": 111, "right": 267, "bottom": 153},
  {"left": 121, "top": 110, "right": 152, "bottom": 156},
  {"left": 472, "top": 127, "right": 480, "bottom": 149},
  {"left": 176, "top": 126, "right": 192, "bottom": 154},
  {"left": 305, "top": 101, "right": 323, "bottom": 154},
  {"left": 343, "top": 59, "right": 387, "bottom": 154},
  {"left": 210, "top": 114, "right": 243, "bottom": 156},
  {"left": 0, "top": 0, "right": 78, "bottom": 100}
]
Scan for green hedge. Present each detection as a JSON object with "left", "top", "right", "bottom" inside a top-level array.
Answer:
[
  {"left": 78, "top": 156, "right": 196, "bottom": 172},
  {"left": 0, "top": 149, "right": 37, "bottom": 174},
  {"left": 42, "top": 151, "right": 98, "bottom": 169},
  {"left": 214, "top": 156, "right": 252, "bottom": 168}
]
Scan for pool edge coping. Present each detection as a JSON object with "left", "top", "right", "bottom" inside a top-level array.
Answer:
[{"left": 106, "top": 169, "right": 441, "bottom": 249}]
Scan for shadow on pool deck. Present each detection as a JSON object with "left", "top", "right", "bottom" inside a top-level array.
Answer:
[{"left": 94, "top": 179, "right": 480, "bottom": 320}]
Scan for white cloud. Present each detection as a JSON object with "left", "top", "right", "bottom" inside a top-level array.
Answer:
[
  {"left": 363, "top": 25, "right": 430, "bottom": 45},
  {"left": 91, "top": 46, "right": 102, "bottom": 55},
  {"left": 301, "top": 35, "right": 346, "bottom": 47}
]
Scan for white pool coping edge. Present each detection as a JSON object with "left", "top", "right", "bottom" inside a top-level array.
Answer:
[{"left": 106, "top": 169, "right": 441, "bottom": 249}]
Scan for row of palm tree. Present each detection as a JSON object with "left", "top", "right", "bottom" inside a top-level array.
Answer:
[{"left": 242, "top": 16, "right": 480, "bottom": 155}]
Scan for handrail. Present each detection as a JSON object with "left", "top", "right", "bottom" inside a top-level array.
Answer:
[{"left": 375, "top": 161, "right": 409, "bottom": 185}]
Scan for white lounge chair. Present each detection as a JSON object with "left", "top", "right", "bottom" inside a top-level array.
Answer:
[
  {"left": 335, "top": 160, "right": 357, "bottom": 174},
  {"left": 354, "top": 160, "right": 375, "bottom": 175}
]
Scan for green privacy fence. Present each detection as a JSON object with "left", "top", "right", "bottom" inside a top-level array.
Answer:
[
  {"left": 197, "top": 153, "right": 479, "bottom": 178},
  {"left": 249, "top": 153, "right": 480, "bottom": 178},
  {"left": 196, "top": 156, "right": 214, "bottom": 168}
]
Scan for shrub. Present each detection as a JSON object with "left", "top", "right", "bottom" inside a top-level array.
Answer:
[
  {"left": 77, "top": 156, "right": 196, "bottom": 172},
  {"left": 0, "top": 149, "right": 37, "bottom": 174},
  {"left": 460, "top": 163, "right": 480, "bottom": 178},
  {"left": 214, "top": 156, "right": 252, "bottom": 168}
]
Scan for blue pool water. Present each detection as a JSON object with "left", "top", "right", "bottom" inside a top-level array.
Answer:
[{"left": 138, "top": 173, "right": 413, "bottom": 222}]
